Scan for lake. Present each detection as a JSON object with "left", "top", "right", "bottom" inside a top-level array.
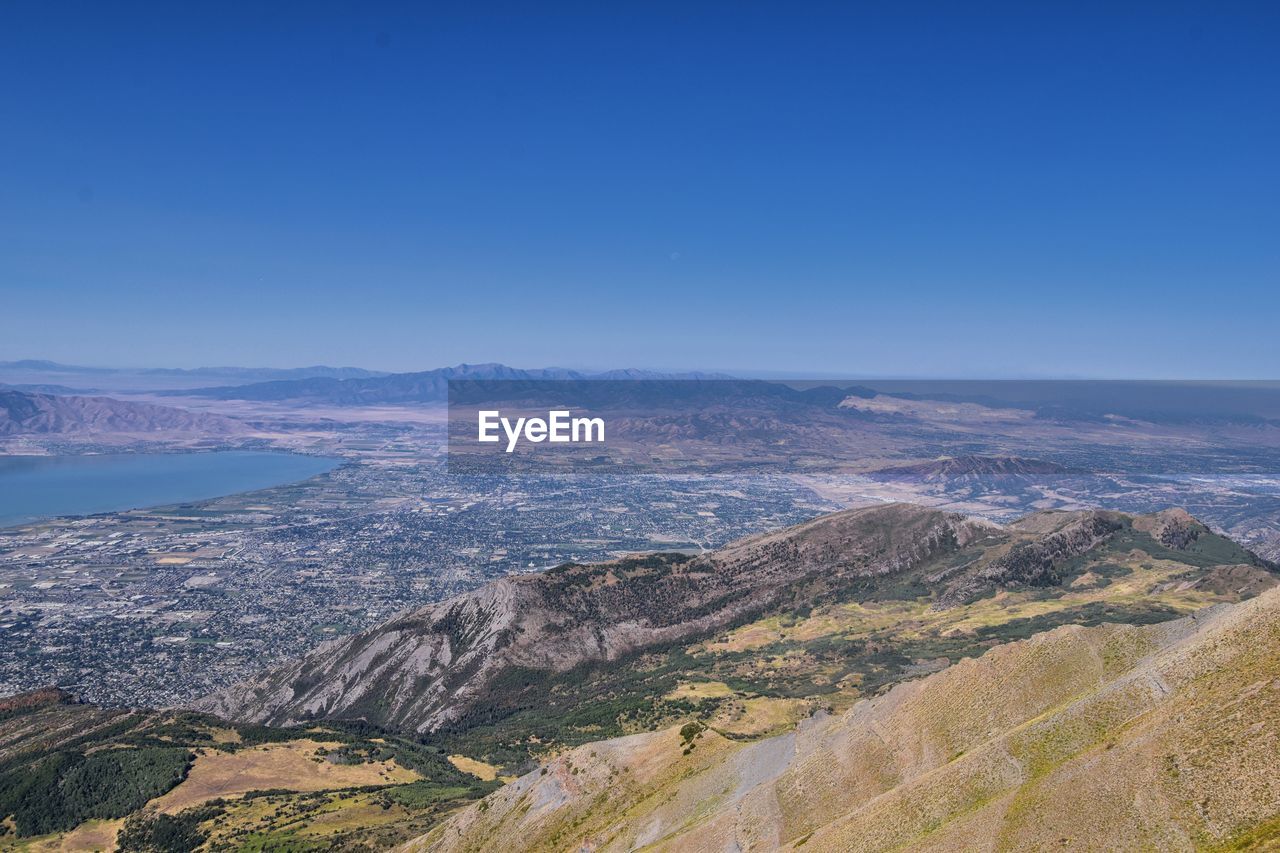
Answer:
[{"left": 0, "top": 451, "right": 342, "bottom": 528}]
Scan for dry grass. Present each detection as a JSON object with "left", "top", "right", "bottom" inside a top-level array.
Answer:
[
  {"left": 416, "top": 588, "right": 1280, "bottom": 853},
  {"left": 711, "top": 696, "right": 812, "bottom": 738},
  {"left": 202, "top": 790, "right": 421, "bottom": 848},
  {"left": 148, "top": 739, "right": 418, "bottom": 813},
  {"left": 15, "top": 819, "right": 123, "bottom": 852},
  {"left": 664, "top": 680, "right": 736, "bottom": 702},
  {"left": 447, "top": 755, "right": 500, "bottom": 782},
  {"left": 698, "top": 556, "right": 1238, "bottom": 663}
]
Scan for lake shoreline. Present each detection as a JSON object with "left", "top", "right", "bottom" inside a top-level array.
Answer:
[{"left": 0, "top": 450, "right": 343, "bottom": 530}]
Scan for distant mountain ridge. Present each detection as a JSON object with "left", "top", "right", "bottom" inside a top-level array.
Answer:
[
  {"left": 0, "top": 359, "right": 386, "bottom": 381},
  {"left": 0, "top": 383, "right": 86, "bottom": 396},
  {"left": 0, "top": 360, "right": 388, "bottom": 393},
  {"left": 0, "top": 390, "right": 243, "bottom": 436},
  {"left": 173, "top": 363, "right": 739, "bottom": 404}
]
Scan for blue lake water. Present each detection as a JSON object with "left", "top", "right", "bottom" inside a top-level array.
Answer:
[{"left": 0, "top": 451, "right": 341, "bottom": 528}]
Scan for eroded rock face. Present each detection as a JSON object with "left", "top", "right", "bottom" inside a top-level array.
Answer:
[
  {"left": 411, "top": 587, "right": 1280, "bottom": 853},
  {"left": 1133, "top": 507, "right": 1206, "bottom": 550},
  {"left": 939, "top": 511, "right": 1124, "bottom": 605}
]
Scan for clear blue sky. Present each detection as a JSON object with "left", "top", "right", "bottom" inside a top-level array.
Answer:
[{"left": 2, "top": 1, "right": 1277, "bottom": 377}]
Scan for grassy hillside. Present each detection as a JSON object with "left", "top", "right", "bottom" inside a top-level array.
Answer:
[
  {"left": 414, "top": 585, "right": 1280, "bottom": 852},
  {"left": 432, "top": 509, "right": 1274, "bottom": 771}
]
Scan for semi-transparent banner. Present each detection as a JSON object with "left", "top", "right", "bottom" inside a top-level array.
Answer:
[{"left": 446, "top": 378, "right": 1280, "bottom": 478}]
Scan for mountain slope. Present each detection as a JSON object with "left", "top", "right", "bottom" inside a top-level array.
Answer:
[
  {"left": 196, "top": 504, "right": 990, "bottom": 732},
  {"left": 0, "top": 390, "right": 243, "bottom": 436},
  {"left": 411, "top": 585, "right": 1280, "bottom": 852},
  {"left": 195, "top": 504, "right": 1273, "bottom": 762}
]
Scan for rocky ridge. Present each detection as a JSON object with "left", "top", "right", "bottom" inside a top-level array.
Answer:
[{"left": 195, "top": 503, "right": 1271, "bottom": 741}]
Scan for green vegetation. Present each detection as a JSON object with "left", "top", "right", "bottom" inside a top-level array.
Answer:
[
  {"left": 1216, "top": 813, "right": 1280, "bottom": 851},
  {"left": 0, "top": 698, "right": 496, "bottom": 843},
  {"left": 384, "top": 782, "right": 476, "bottom": 809},
  {"left": 434, "top": 646, "right": 711, "bottom": 769},
  {"left": 679, "top": 720, "right": 707, "bottom": 754},
  {"left": 200, "top": 777, "right": 495, "bottom": 852},
  {"left": 0, "top": 746, "right": 192, "bottom": 836},
  {"left": 118, "top": 804, "right": 225, "bottom": 853}
]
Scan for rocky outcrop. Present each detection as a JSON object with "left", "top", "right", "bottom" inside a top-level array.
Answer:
[
  {"left": 938, "top": 510, "right": 1124, "bottom": 605},
  {"left": 1133, "top": 507, "right": 1207, "bottom": 550}
]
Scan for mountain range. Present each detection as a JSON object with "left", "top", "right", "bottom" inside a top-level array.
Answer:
[
  {"left": 2, "top": 503, "right": 1277, "bottom": 849},
  {"left": 201, "top": 503, "right": 1276, "bottom": 851},
  {"left": 170, "top": 363, "right": 738, "bottom": 404},
  {"left": 0, "top": 390, "right": 243, "bottom": 436},
  {"left": 10, "top": 360, "right": 1280, "bottom": 426},
  {"left": 0, "top": 360, "right": 387, "bottom": 381},
  {"left": 0, "top": 361, "right": 388, "bottom": 393},
  {"left": 196, "top": 504, "right": 994, "bottom": 732}
]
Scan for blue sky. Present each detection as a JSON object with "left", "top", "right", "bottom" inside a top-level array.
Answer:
[{"left": 2, "top": 1, "right": 1277, "bottom": 377}]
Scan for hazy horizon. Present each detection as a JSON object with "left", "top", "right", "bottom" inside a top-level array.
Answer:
[{"left": 5, "top": 355, "right": 1280, "bottom": 382}]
